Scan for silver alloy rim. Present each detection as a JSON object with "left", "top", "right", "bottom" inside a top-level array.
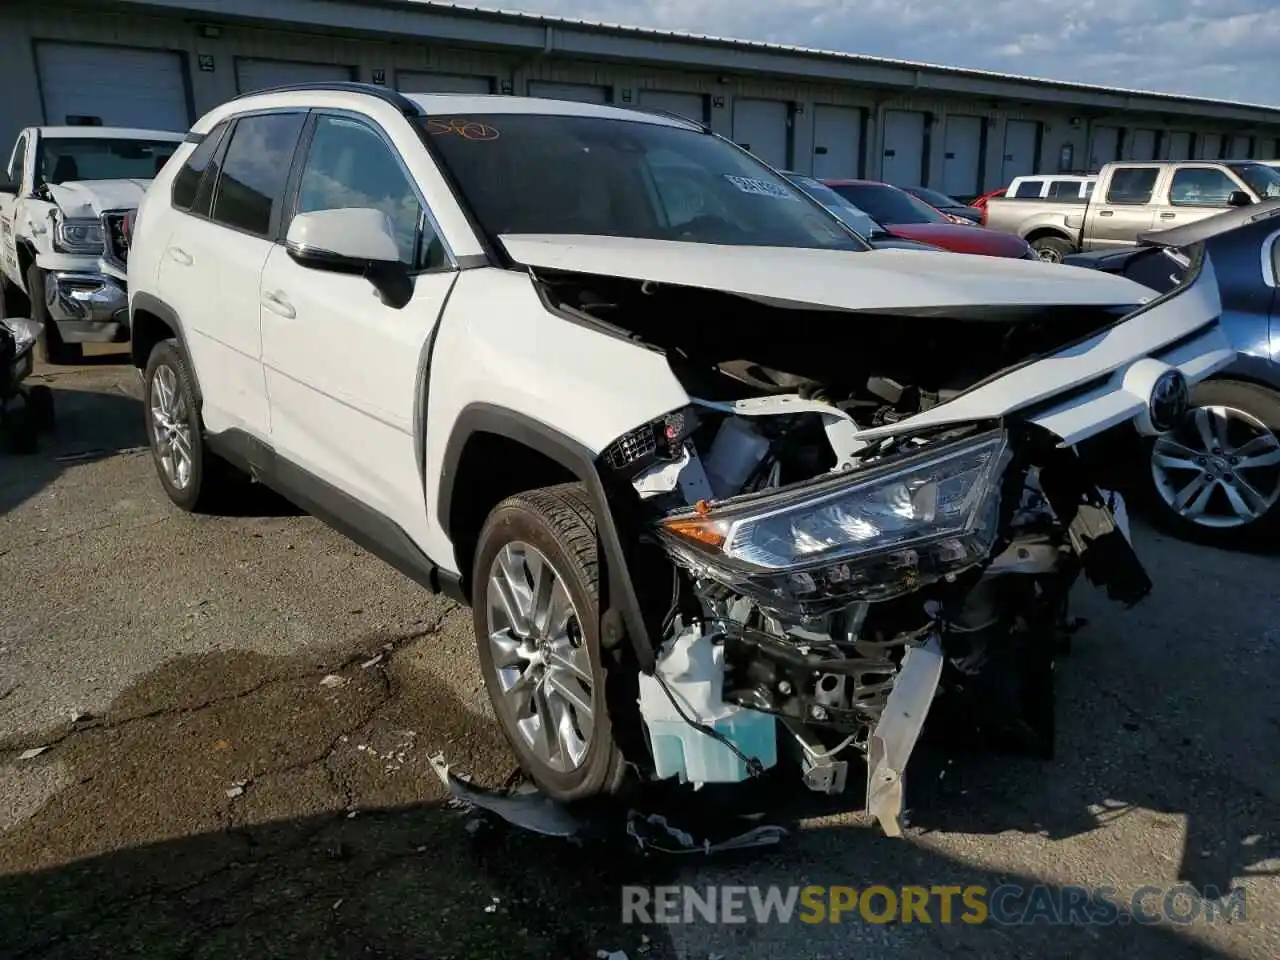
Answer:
[
  {"left": 1151, "top": 404, "right": 1280, "bottom": 529},
  {"left": 150, "top": 364, "right": 193, "bottom": 489},
  {"left": 1036, "top": 246, "right": 1062, "bottom": 263},
  {"left": 485, "top": 541, "right": 594, "bottom": 773}
]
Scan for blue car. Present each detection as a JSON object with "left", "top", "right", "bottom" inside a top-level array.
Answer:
[{"left": 1065, "top": 199, "right": 1280, "bottom": 547}]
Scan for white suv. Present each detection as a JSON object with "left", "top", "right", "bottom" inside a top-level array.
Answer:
[{"left": 126, "top": 82, "right": 1231, "bottom": 832}]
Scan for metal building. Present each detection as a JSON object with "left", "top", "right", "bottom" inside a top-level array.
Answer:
[{"left": 2, "top": 0, "right": 1279, "bottom": 195}]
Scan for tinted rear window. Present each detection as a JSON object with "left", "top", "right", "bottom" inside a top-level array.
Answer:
[
  {"left": 1010, "top": 179, "right": 1045, "bottom": 198},
  {"left": 1106, "top": 168, "right": 1159, "bottom": 204},
  {"left": 209, "top": 112, "right": 306, "bottom": 236},
  {"left": 171, "top": 122, "right": 228, "bottom": 212}
]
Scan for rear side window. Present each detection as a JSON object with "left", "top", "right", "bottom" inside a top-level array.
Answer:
[
  {"left": 210, "top": 112, "right": 306, "bottom": 237},
  {"left": 1011, "top": 179, "right": 1045, "bottom": 198},
  {"left": 1106, "top": 167, "right": 1159, "bottom": 204},
  {"left": 171, "top": 121, "right": 229, "bottom": 212},
  {"left": 1046, "top": 180, "right": 1080, "bottom": 200}
]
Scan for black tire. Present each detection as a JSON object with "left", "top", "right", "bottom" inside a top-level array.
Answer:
[
  {"left": 143, "top": 338, "right": 227, "bottom": 513},
  {"left": 25, "top": 384, "right": 55, "bottom": 433},
  {"left": 472, "top": 483, "right": 628, "bottom": 803},
  {"left": 1030, "top": 235, "right": 1074, "bottom": 264},
  {"left": 26, "top": 266, "right": 83, "bottom": 365},
  {"left": 1140, "top": 378, "right": 1280, "bottom": 548}
]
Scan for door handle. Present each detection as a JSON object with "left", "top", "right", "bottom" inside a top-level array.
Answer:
[
  {"left": 262, "top": 290, "right": 296, "bottom": 319},
  {"left": 1159, "top": 212, "right": 1176, "bottom": 219},
  {"left": 1098, "top": 210, "right": 1114, "bottom": 217},
  {"left": 167, "top": 246, "right": 193, "bottom": 265}
]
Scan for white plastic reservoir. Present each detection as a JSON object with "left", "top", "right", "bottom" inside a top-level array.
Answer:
[{"left": 638, "top": 626, "right": 778, "bottom": 786}]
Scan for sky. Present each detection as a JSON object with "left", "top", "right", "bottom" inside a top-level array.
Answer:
[{"left": 476, "top": 0, "right": 1280, "bottom": 106}]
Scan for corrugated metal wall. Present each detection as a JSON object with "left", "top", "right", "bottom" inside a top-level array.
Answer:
[{"left": 1, "top": 1, "right": 1275, "bottom": 193}]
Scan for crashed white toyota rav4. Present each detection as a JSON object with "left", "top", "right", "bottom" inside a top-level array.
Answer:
[{"left": 126, "top": 84, "right": 1232, "bottom": 835}]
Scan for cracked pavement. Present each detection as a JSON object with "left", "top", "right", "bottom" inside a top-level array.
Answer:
[{"left": 1, "top": 352, "right": 1278, "bottom": 959}]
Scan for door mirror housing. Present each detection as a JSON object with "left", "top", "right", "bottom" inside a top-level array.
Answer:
[
  {"left": 285, "top": 207, "right": 413, "bottom": 309},
  {"left": 1227, "top": 190, "right": 1253, "bottom": 208}
]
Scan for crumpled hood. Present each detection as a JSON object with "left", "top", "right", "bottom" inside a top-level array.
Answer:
[
  {"left": 45, "top": 179, "right": 151, "bottom": 218},
  {"left": 499, "top": 234, "right": 1155, "bottom": 314}
]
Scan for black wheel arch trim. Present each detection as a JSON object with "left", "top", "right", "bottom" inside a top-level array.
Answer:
[
  {"left": 130, "top": 292, "right": 204, "bottom": 402},
  {"left": 438, "top": 403, "right": 657, "bottom": 672}
]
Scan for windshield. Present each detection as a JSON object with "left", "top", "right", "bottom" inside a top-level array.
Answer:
[
  {"left": 35, "top": 137, "right": 179, "bottom": 185},
  {"left": 420, "top": 114, "right": 868, "bottom": 252},
  {"left": 783, "top": 174, "right": 884, "bottom": 237},
  {"left": 908, "top": 186, "right": 962, "bottom": 208},
  {"left": 1230, "top": 163, "right": 1280, "bottom": 199},
  {"left": 826, "top": 182, "right": 948, "bottom": 225}
]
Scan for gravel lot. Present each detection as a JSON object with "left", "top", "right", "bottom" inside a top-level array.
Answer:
[{"left": 1, "top": 352, "right": 1277, "bottom": 959}]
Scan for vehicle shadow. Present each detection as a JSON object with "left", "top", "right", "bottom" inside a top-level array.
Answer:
[
  {"left": 0, "top": 380, "right": 146, "bottom": 516},
  {"left": 0, "top": 625, "right": 1260, "bottom": 959}
]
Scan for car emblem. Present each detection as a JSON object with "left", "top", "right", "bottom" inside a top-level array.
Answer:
[{"left": 1148, "top": 369, "right": 1189, "bottom": 433}]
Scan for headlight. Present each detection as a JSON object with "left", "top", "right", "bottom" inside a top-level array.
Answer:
[
  {"left": 2, "top": 318, "right": 42, "bottom": 356},
  {"left": 658, "top": 430, "right": 1009, "bottom": 613},
  {"left": 54, "top": 217, "right": 105, "bottom": 254}
]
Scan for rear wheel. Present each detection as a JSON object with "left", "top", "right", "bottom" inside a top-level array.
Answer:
[
  {"left": 472, "top": 483, "right": 628, "bottom": 803},
  {"left": 1144, "top": 379, "right": 1280, "bottom": 547},
  {"left": 1030, "top": 236, "right": 1073, "bottom": 263}
]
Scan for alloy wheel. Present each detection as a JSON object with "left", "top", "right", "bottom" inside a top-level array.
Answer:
[
  {"left": 1151, "top": 404, "right": 1280, "bottom": 529},
  {"left": 484, "top": 540, "right": 594, "bottom": 773},
  {"left": 150, "top": 364, "right": 194, "bottom": 489}
]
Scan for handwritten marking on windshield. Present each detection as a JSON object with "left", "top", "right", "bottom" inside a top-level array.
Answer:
[
  {"left": 723, "top": 175, "right": 800, "bottom": 200},
  {"left": 425, "top": 119, "right": 501, "bottom": 141}
]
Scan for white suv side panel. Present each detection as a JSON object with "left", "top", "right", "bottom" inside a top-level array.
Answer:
[{"left": 420, "top": 268, "right": 691, "bottom": 573}]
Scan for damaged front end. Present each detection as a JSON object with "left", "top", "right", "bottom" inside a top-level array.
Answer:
[
  {"left": 554, "top": 243, "right": 1230, "bottom": 836},
  {"left": 607, "top": 403, "right": 1140, "bottom": 835}
]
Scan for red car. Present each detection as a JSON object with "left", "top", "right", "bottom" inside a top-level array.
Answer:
[{"left": 823, "top": 179, "right": 1033, "bottom": 258}]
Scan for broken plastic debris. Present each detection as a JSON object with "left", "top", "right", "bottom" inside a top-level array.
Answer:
[
  {"left": 626, "top": 811, "right": 787, "bottom": 855},
  {"left": 226, "top": 779, "right": 249, "bottom": 799},
  {"left": 429, "top": 752, "right": 582, "bottom": 837},
  {"left": 18, "top": 746, "right": 49, "bottom": 761},
  {"left": 319, "top": 674, "right": 348, "bottom": 688}
]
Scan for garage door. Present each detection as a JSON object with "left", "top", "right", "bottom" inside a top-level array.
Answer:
[
  {"left": 1166, "top": 131, "right": 1193, "bottom": 161},
  {"left": 637, "top": 90, "right": 707, "bottom": 124},
  {"left": 1126, "top": 129, "right": 1158, "bottom": 160},
  {"left": 1227, "top": 135, "right": 1253, "bottom": 159},
  {"left": 527, "top": 81, "right": 609, "bottom": 103},
  {"left": 397, "top": 71, "right": 492, "bottom": 94},
  {"left": 732, "top": 99, "right": 790, "bottom": 170},
  {"left": 236, "top": 59, "right": 354, "bottom": 95},
  {"left": 811, "top": 105, "right": 861, "bottom": 179},
  {"left": 1090, "top": 125, "right": 1121, "bottom": 168},
  {"left": 941, "top": 115, "right": 983, "bottom": 196},
  {"left": 880, "top": 110, "right": 926, "bottom": 185},
  {"left": 1000, "top": 120, "right": 1040, "bottom": 182},
  {"left": 1197, "top": 133, "right": 1224, "bottom": 160},
  {"left": 36, "top": 42, "right": 189, "bottom": 130}
]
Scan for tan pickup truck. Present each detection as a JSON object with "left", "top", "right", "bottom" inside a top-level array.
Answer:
[{"left": 983, "top": 159, "right": 1280, "bottom": 262}]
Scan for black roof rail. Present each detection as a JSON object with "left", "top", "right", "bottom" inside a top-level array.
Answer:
[{"left": 228, "top": 81, "right": 424, "bottom": 117}]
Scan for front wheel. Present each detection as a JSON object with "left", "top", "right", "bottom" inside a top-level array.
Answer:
[
  {"left": 26, "top": 267, "right": 82, "bottom": 365},
  {"left": 1144, "top": 379, "right": 1280, "bottom": 547},
  {"left": 472, "top": 483, "right": 628, "bottom": 803}
]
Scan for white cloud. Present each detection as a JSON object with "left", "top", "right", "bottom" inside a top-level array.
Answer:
[{"left": 481, "top": 0, "right": 1280, "bottom": 105}]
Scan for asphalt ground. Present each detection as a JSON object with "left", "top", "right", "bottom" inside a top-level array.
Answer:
[{"left": 1, "top": 348, "right": 1277, "bottom": 959}]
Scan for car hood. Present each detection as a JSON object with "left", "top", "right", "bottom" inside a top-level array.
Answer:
[
  {"left": 45, "top": 179, "right": 151, "bottom": 218},
  {"left": 886, "top": 222, "right": 1029, "bottom": 254},
  {"left": 499, "top": 233, "right": 1151, "bottom": 314}
]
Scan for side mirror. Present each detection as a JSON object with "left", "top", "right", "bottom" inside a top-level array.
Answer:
[
  {"left": 0, "top": 173, "right": 17, "bottom": 195},
  {"left": 1227, "top": 190, "right": 1253, "bottom": 208},
  {"left": 285, "top": 207, "right": 412, "bottom": 309}
]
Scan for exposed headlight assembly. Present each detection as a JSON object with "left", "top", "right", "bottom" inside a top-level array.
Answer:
[
  {"left": 53, "top": 216, "right": 105, "bottom": 254},
  {"left": 658, "top": 430, "right": 1009, "bottom": 614}
]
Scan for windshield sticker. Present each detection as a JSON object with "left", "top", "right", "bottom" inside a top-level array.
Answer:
[
  {"left": 723, "top": 175, "right": 799, "bottom": 200},
  {"left": 425, "top": 118, "right": 501, "bottom": 141}
]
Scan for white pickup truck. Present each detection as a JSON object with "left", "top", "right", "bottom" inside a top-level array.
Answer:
[{"left": 0, "top": 125, "right": 184, "bottom": 362}]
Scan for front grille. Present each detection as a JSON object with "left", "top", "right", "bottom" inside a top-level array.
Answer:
[{"left": 101, "top": 210, "right": 129, "bottom": 272}]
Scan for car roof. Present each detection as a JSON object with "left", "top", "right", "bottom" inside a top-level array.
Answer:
[
  {"left": 35, "top": 126, "right": 185, "bottom": 141},
  {"left": 823, "top": 178, "right": 883, "bottom": 187}
]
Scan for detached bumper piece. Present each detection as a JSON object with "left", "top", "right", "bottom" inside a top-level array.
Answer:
[{"left": 44, "top": 271, "right": 129, "bottom": 343}]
